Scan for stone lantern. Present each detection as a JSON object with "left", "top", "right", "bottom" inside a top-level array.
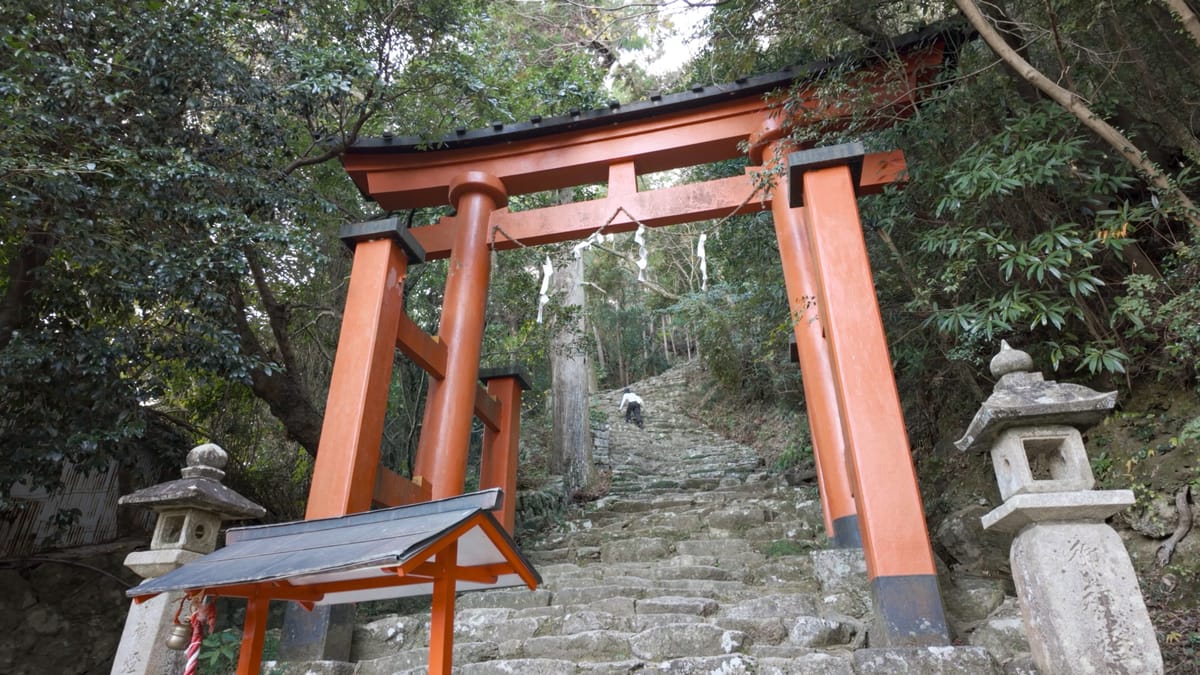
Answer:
[
  {"left": 111, "top": 443, "right": 265, "bottom": 675},
  {"left": 955, "top": 342, "right": 1163, "bottom": 674}
]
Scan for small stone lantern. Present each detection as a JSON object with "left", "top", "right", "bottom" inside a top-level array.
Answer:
[
  {"left": 955, "top": 342, "right": 1163, "bottom": 674},
  {"left": 111, "top": 443, "right": 265, "bottom": 675}
]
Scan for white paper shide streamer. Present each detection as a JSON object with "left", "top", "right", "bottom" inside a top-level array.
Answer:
[
  {"left": 697, "top": 233, "right": 708, "bottom": 291},
  {"left": 572, "top": 229, "right": 599, "bottom": 259},
  {"left": 536, "top": 255, "right": 553, "bottom": 323},
  {"left": 634, "top": 224, "right": 648, "bottom": 282}
]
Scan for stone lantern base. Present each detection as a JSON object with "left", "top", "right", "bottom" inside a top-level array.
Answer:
[
  {"left": 1010, "top": 521, "right": 1162, "bottom": 674},
  {"left": 111, "top": 592, "right": 187, "bottom": 675}
]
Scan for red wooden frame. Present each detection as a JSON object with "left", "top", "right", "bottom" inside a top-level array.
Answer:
[{"left": 275, "top": 30, "right": 961, "bottom": 672}]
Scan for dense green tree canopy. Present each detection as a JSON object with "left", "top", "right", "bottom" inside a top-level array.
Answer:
[
  {"left": 0, "top": 0, "right": 621, "bottom": 515},
  {"left": 3, "top": 0, "right": 1199, "bottom": 527},
  {"left": 677, "top": 0, "right": 1200, "bottom": 396}
]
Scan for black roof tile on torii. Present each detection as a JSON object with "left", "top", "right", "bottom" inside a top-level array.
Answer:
[{"left": 348, "top": 21, "right": 971, "bottom": 155}]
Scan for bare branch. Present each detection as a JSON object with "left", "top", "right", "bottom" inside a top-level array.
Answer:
[
  {"left": 1162, "top": 0, "right": 1200, "bottom": 50},
  {"left": 1155, "top": 485, "right": 1193, "bottom": 567},
  {"left": 590, "top": 241, "right": 682, "bottom": 301},
  {"left": 956, "top": 0, "right": 1200, "bottom": 229},
  {"left": 280, "top": 86, "right": 376, "bottom": 177}
]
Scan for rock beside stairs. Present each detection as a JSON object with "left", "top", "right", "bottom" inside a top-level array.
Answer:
[{"left": 282, "top": 361, "right": 1029, "bottom": 674}]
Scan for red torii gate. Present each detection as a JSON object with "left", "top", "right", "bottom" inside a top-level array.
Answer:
[{"left": 296, "top": 24, "right": 960, "bottom": 667}]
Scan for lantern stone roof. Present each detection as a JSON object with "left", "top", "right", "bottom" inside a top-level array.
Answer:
[
  {"left": 954, "top": 342, "right": 1117, "bottom": 453},
  {"left": 119, "top": 443, "right": 266, "bottom": 521}
]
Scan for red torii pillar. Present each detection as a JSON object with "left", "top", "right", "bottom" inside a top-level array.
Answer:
[
  {"left": 477, "top": 366, "right": 533, "bottom": 533},
  {"left": 787, "top": 142, "right": 948, "bottom": 646},
  {"left": 414, "top": 172, "right": 509, "bottom": 500},
  {"left": 751, "top": 120, "right": 861, "bottom": 549},
  {"left": 280, "top": 219, "right": 426, "bottom": 662},
  {"left": 304, "top": 221, "right": 425, "bottom": 519}
]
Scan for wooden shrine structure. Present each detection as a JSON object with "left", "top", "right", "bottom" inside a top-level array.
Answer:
[{"left": 128, "top": 24, "right": 966, "bottom": 674}]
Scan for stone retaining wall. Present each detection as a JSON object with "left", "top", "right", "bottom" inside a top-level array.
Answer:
[
  {"left": 514, "top": 482, "right": 565, "bottom": 540},
  {"left": 591, "top": 419, "right": 610, "bottom": 467}
]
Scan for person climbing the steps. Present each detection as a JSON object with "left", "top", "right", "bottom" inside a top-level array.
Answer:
[{"left": 619, "top": 387, "right": 644, "bottom": 429}]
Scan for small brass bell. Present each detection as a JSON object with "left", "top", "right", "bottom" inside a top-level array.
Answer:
[{"left": 165, "top": 622, "right": 191, "bottom": 650}]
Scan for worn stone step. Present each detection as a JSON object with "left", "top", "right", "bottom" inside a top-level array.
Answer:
[
  {"left": 454, "top": 588, "right": 554, "bottom": 611},
  {"left": 352, "top": 640, "right": 499, "bottom": 673},
  {"left": 756, "top": 652, "right": 856, "bottom": 675},
  {"left": 260, "top": 661, "right": 355, "bottom": 675},
  {"left": 628, "top": 623, "right": 747, "bottom": 661},
  {"left": 456, "top": 658, "right": 579, "bottom": 674},
  {"left": 552, "top": 584, "right": 649, "bottom": 605},
  {"left": 454, "top": 608, "right": 551, "bottom": 644},
  {"left": 852, "top": 646, "right": 1003, "bottom": 674},
  {"left": 524, "top": 548, "right": 573, "bottom": 564},
  {"left": 521, "top": 629, "right": 634, "bottom": 662},
  {"left": 598, "top": 536, "right": 673, "bottom": 563},
  {"left": 635, "top": 595, "right": 719, "bottom": 616},
  {"left": 315, "top": 363, "right": 1036, "bottom": 675}
]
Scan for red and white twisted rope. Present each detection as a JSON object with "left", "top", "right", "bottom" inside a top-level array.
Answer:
[
  {"left": 183, "top": 611, "right": 203, "bottom": 675},
  {"left": 182, "top": 597, "right": 214, "bottom": 675}
]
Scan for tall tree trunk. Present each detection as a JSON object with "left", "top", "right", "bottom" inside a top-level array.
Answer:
[
  {"left": 615, "top": 309, "right": 626, "bottom": 385},
  {"left": 644, "top": 319, "right": 654, "bottom": 373},
  {"left": 976, "top": 1, "right": 1044, "bottom": 104},
  {"left": 550, "top": 252, "right": 598, "bottom": 497},
  {"left": 956, "top": 0, "right": 1200, "bottom": 229},
  {"left": 591, "top": 319, "right": 606, "bottom": 373},
  {"left": 661, "top": 315, "right": 670, "bottom": 363},
  {"left": 228, "top": 280, "right": 323, "bottom": 456}
]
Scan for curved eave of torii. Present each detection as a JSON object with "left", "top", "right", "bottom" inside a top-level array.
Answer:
[{"left": 342, "top": 22, "right": 971, "bottom": 260}]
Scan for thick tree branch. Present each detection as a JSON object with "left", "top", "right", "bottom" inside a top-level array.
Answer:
[
  {"left": 0, "top": 230, "right": 56, "bottom": 351},
  {"left": 244, "top": 246, "right": 303, "bottom": 379},
  {"left": 280, "top": 85, "right": 376, "bottom": 177},
  {"left": 1103, "top": 12, "right": 1200, "bottom": 167},
  {"left": 227, "top": 281, "right": 323, "bottom": 456},
  {"left": 956, "top": 0, "right": 1200, "bottom": 230},
  {"left": 1163, "top": 0, "right": 1200, "bottom": 49}
]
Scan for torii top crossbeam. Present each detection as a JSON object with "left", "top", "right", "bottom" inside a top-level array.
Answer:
[{"left": 342, "top": 25, "right": 959, "bottom": 259}]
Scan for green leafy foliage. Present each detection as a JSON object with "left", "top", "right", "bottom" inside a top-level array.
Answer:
[
  {"left": 199, "top": 629, "right": 240, "bottom": 675},
  {"left": 0, "top": 0, "right": 611, "bottom": 515},
  {"left": 884, "top": 101, "right": 1139, "bottom": 375},
  {"left": 663, "top": 0, "right": 1200, "bottom": 472}
]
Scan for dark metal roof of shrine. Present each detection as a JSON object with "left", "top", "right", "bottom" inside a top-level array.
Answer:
[
  {"left": 126, "top": 489, "right": 541, "bottom": 605},
  {"left": 348, "top": 22, "right": 970, "bottom": 156}
]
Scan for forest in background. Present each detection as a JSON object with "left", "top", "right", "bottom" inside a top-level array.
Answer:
[{"left": 2, "top": 0, "right": 1199, "bottom": 561}]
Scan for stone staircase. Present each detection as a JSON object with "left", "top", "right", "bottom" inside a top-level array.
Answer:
[{"left": 281, "top": 362, "right": 1033, "bottom": 674}]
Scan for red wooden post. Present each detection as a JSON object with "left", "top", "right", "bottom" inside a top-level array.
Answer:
[
  {"left": 235, "top": 592, "right": 270, "bottom": 675},
  {"left": 427, "top": 541, "right": 458, "bottom": 675},
  {"left": 305, "top": 221, "right": 424, "bottom": 519},
  {"left": 757, "top": 131, "right": 860, "bottom": 547},
  {"left": 477, "top": 368, "right": 532, "bottom": 533},
  {"left": 789, "top": 143, "right": 948, "bottom": 646},
  {"left": 415, "top": 172, "right": 508, "bottom": 500}
]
